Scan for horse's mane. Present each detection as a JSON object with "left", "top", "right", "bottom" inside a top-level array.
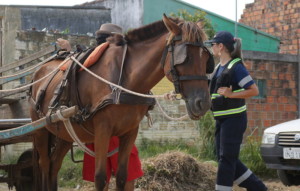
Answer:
[
  {"left": 125, "top": 20, "right": 171, "bottom": 43},
  {"left": 177, "top": 21, "right": 208, "bottom": 43},
  {"left": 108, "top": 18, "right": 208, "bottom": 45}
]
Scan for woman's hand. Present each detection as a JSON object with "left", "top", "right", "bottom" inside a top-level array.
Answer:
[
  {"left": 218, "top": 84, "right": 259, "bottom": 99},
  {"left": 217, "top": 86, "right": 233, "bottom": 98}
]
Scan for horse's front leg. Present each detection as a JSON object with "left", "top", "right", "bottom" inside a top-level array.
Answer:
[
  {"left": 49, "top": 136, "right": 72, "bottom": 191},
  {"left": 33, "top": 129, "right": 51, "bottom": 191},
  {"left": 94, "top": 124, "right": 111, "bottom": 191},
  {"left": 116, "top": 127, "right": 139, "bottom": 191}
]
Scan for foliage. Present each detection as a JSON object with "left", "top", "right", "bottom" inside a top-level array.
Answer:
[
  {"left": 170, "top": 9, "right": 215, "bottom": 38},
  {"left": 61, "top": 27, "right": 70, "bottom": 34},
  {"left": 198, "top": 111, "right": 217, "bottom": 161},
  {"left": 58, "top": 149, "right": 84, "bottom": 188},
  {"left": 240, "top": 136, "right": 277, "bottom": 177}
]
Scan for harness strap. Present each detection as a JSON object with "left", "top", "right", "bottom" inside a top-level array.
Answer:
[
  {"left": 160, "top": 44, "right": 169, "bottom": 69},
  {"left": 179, "top": 75, "right": 208, "bottom": 81},
  {"left": 117, "top": 43, "right": 128, "bottom": 85},
  {"left": 35, "top": 69, "right": 60, "bottom": 114}
]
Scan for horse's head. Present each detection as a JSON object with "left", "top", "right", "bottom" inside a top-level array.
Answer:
[{"left": 161, "top": 14, "right": 214, "bottom": 120}]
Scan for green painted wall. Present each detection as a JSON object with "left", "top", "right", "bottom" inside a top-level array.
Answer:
[{"left": 143, "top": 0, "right": 280, "bottom": 53}]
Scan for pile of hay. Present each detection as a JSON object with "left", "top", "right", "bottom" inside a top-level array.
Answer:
[{"left": 136, "top": 151, "right": 217, "bottom": 191}]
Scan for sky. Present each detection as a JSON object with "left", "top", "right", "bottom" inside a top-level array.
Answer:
[{"left": 0, "top": 0, "right": 255, "bottom": 21}]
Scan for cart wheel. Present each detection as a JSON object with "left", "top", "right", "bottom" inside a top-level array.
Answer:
[{"left": 15, "top": 149, "right": 33, "bottom": 191}]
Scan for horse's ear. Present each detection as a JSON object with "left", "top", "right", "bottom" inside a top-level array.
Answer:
[{"left": 162, "top": 14, "right": 181, "bottom": 35}]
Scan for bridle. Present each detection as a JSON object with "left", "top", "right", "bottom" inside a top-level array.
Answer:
[{"left": 160, "top": 35, "right": 210, "bottom": 97}]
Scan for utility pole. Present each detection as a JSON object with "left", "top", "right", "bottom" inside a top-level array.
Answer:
[{"left": 235, "top": 0, "right": 238, "bottom": 37}]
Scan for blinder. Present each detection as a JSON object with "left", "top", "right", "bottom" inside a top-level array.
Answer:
[
  {"left": 160, "top": 34, "right": 213, "bottom": 96},
  {"left": 173, "top": 43, "right": 215, "bottom": 74},
  {"left": 173, "top": 44, "right": 187, "bottom": 66}
]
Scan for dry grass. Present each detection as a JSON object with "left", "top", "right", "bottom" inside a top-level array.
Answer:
[{"left": 136, "top": 151, "right": 216, "bottom": 191}]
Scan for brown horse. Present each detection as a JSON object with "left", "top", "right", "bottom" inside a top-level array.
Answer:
[{"left": 29, "top": 15, "right": 212, "bottom": 191}]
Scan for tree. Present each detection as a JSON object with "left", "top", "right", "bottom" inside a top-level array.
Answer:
[{"left": 170, "top": 9, "right": 215, "bottom": 39}]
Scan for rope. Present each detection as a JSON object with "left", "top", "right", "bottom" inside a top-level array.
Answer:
[
  {"left": 0, "top": 53, "right": 189, "bottom": 121},
  {"left": 56, "top": 107, "right": 96, "bottom": 157},
  {"left": 56, "top": 106, "right": 119, "bottom": 157},
  {"left": 70, "top": 56, "right": 189, "bottom": 121},
  {"left": 70, "top": 56, "right": 165, "bottom": 99},
  {"left": 155, "top": 98, "right": 189, "bottom": 121},
  {"left": 0, "top": 57, "right": 70, "bottom": 93},
  {"left": 0, "top": 54, "right": 57, "bottom": 79}
]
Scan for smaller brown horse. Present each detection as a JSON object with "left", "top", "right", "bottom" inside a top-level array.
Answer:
[{"left": 29, "top": 15, "right": 212, "bottom": 191}]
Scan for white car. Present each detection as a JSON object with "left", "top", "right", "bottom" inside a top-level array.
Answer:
[{"left": 261, "top": 119, "right": 300, "bottom": 186}]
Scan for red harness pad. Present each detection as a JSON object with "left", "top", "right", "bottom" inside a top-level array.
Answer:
[
  {"left": 79, "top": 42, "right": 109, "bottom": 71},
  {"left": 60, "top": 42, "right": 109, "bottom": 71}
]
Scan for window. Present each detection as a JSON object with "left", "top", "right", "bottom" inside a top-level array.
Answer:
[{"left": 253, "top": 79, "right": 266, "bottom": 99}]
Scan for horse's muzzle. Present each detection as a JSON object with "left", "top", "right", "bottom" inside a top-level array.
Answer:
[{"left": 185, "top": 91, "right": 211, "bottom": 120}]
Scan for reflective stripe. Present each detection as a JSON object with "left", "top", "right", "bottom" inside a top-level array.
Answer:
[
  {"left": 233, "top": 88, "right": 245, "bottom": 93},
  {"left": 215, "top": 184, "right": 232, "bottom": 191},
  {"left": 234, "top": 169, "right": 252, "bottom": 185},
  {"left": 227, "top": 58, "right": 241, "bottom": 69},
  {"left": 211, "top": 93, "right": 221, "bottom": 99},
  {"left": 238, "top": 75, "right": 253, "bottom": 87},
  {"left": 213, "top": 105, "right": 247, "bottom": 117},
  {"left": 211, "top": 89, "right": 245, "bottom": 99}
]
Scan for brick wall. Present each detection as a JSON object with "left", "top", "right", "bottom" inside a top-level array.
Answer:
[
  {"left": 239, "top": 0, "right": 300, "bottom": 54},
  {"left": 243, "top": 51, "right": 299, "bottom": 136},
  {"left": 138, "top": 99, "right": 200, "bottom": 144}
]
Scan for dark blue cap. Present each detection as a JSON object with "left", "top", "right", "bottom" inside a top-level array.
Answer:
[{"left": 205, "top": 31, "right": 235, "bottom": 47}]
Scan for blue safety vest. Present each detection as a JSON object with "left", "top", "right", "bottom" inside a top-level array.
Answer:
[{"left": 210, "top": 58, "right": 246, "bottom": 119}]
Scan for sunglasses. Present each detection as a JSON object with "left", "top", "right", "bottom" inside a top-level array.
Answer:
[{"left": 204, "top": 42, "right": 219, "bottom": 48}]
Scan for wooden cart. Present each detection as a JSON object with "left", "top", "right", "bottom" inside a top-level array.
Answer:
[{"left": 0, "top": 46, "right": 77, "bottom": 191}]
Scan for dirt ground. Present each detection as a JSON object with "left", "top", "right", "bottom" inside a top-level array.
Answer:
[
  {"left": 1, "top": 152, "right": 299, "bottom": 191},
  {"left": 60, "top": 180, "right": 300, "bottom": 191},
  {"left": 1, "top": 178, "right": 300, "bottom": 191}
]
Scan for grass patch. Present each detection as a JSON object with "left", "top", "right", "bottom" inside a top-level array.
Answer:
[
  {"left": 240, "top": 136, "right": 277, "bottom": 178},
  {"left": 137, "top": 138, "right": 202, "bottom": 160},
  {"left": 58, "top": 149, "right": 84, "bottom": 188}
]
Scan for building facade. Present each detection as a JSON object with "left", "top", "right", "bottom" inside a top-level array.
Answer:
[{"left": 240, "top": 0, "right": 300, "bottom": 55}]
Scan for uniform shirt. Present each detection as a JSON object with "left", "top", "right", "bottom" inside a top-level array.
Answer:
[{"left": 215, "top": 61, "right": 254, "bottom": 89}]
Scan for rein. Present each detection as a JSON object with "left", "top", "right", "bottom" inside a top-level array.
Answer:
[{"left": 160, "top": 35, "right": 208, "bottom": 96}]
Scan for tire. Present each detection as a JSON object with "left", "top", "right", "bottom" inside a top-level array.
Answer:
[
  {"left": 277, "top": 169, "right": 300, "bottom": 186},
  {"left": 15, "top": 149, "right": 34, "bottom": 191}
]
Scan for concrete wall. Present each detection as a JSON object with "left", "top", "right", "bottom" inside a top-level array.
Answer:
[
  {"left": 81, "top": 0, "right": 144, "bottom": 32},
  {"left": 0, "top": 6, "right": 21, "bottom": 67},
  {"left": 19, "top": 6, "right": 110, "bottom": 35},
  {"left": 0, "top": 5, "right": 110, "bottom": 69}
]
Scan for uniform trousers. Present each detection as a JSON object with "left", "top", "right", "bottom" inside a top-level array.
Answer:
[{"left": 215, "top": 112, "right": 267, "bottom": 191}]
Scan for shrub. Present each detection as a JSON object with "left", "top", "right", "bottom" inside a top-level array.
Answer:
[
  {"left": 170, "top": 9, "right": 215, "bottom": 38},
  {"left": 198, "top": 111, "right": 217, "bottom": 161},
  {"left": 240, "top": 136, "right": 276, "bottom": 177}
]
